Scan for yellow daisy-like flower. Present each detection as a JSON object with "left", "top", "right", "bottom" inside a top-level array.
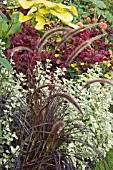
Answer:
[
  {"left": 107, "top": 63, "right": 111, "bottom": 67},
  {"left": 103, "top": 60, "right": 107, "bottom": 65},
  {"left": 56, "top": 37, "right": 62, "bottom": 42},
  {"left": 83, "top": 77, "right": 87, "bottom": 82},
  {"left": 71, "top": 63, "right": 76, "bottom": 68},
  {"left": 75, "top": 67, "right": 79, "bottom": 71},
  {"left": 55, "top": 54, "right": 60, "bottom": 58},
  {"left": 100, "top": 88, "right": 104, "bottom": 94},
  {"left": 104, "top": 73, "right": 109, "bottom": 79},
  {"left": 80, "top": 62, "right": 84, "bottom": 66}
]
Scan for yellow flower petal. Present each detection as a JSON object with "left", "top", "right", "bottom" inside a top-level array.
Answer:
[
  {"left": 56, "top": 37, "right": 62, "bottom": 42},
  {"left": 100, "top": 88, "right": 104, "bottom": 94},
  {"left": 75, "top": 67, "right": 79, "bottom": 71},
  {"left": 104, "top": 74, "right": 109, "bottom": 79},
  {"left": 55, "top": 54, "right": 60, "bottom": 57},
  {"left": 103, "top": 60, "right": 107, "bottom": 65},
  {"left": 50, "top": 9, "right": 73, "bottom": 22},
  {"left": 27, "top": 6, "right": 37, "bottom": 15},
  {"left": 80, "top": 62, "right": 84, "bottom": 66},
  {"left": 19, "top": 12, "right": 32, "bottom": 22},
  {"left": 107, "top": 63, "right": 111, "bottom": 67},
  {"left": 84, "top": 77, "right": 88, "bottom": 82},
  {"left": 18, "top": 0, "right": 35, "bottom": 9},
  {"left": 71, "top": 63, "right": 75, "bottom": 68}
]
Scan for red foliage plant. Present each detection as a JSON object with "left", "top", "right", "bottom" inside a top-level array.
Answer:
[
  {"left": 4, "top": 22, "right": 40, "bottom": 74},
  {"left": 4, "top": 20, "right": 113, "bottom": 76}
]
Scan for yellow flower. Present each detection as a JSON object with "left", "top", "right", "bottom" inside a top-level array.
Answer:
[
  {"left": 104, "top": 73, "right": 109, "bottom": 79},
  {"left": 103, "top": 60, "right": 107, "bottom": 65},
  {"left": 75, "top": 67, "right": 79, "bottom": 71},
  {"left": 100, "top": 88, "right": 104, "bottom": 94},
  {"left": 55, "top": 54, "right": 60, "bottom": 57},
  {"left": 71, "top": 63, "right": 76, "bottom": 68},
  {"left": 83, "top": 77, "right": 87, "bottom": 82},
  {"left": 80, "top": 62, "right": 84, "bottom": 66},
  {"left": 107, "top": 63, "right": 111, "bottom": 67},
  {"left": 56, "top": 37, "right": 62, "bottom": 42}
]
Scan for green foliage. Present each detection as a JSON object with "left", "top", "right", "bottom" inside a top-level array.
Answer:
[
  {"left": 7, "top": 0, "right": 19, "bottom": 6},
  {"left": 95, "top": 149, "right": 113, "bottom": 170},
  {"left": 0, "top": 1, "right": 113, "bottom": 169},
  {"left": 0, "top": 39, "right": 13, "bottom": 72},
  {"left": 61, "top": 0, "right": 113, "bottom": 25},
  {"left": 1, "top": 60, "right": 113, "bottom": 169},
  {"left": 0, "top": 11, "right": 20, "bottom": 40},
  {"left": 0, "top": 68, "right": 21, "bottom": 168},
  {"left": 0, "top": 58, "right": 13, "bottom": 72}
]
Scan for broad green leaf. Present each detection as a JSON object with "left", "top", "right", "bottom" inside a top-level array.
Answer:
[
  {"left": 18, "top": 0, "right": 35, "bottom": 9},
  {"left": 0, "top": 58, "right": 13, "bottom": 72},
  {"left": 50, "top": 9, "right": 73, "bottom": 22},
  {"left": 0, "top": 10, "right": 8, "bottom": 22},
  {"left": 0, "top": 16, "right": 8, "bottom": 38},
  {"left": 27, "top": 6, "right": 37, "bottom": 15},
  {"left": 12, "top": 12, "right": 20, "bottom": 23},
  {"left": 7, "top": 22, "right": 21, "bottom": 35},
  {"left": 4, "top": 39, "right": 10, "bottom": 49},
  {"left": 19, "top": 12, "right": 32, "bottom": 22},
  {"left": 94, "top": 1, "right": 106, "bottom": 9}
]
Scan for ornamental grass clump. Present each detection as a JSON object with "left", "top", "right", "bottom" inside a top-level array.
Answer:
[
  {"left": 1, "top": 21, "right": 113, "bottom": 169},
  {"left": 0, "top": 62, "right": 103, "bottom": 170},
  {"left": 1, "top": 62, "right": 113, "bottom": 169}
]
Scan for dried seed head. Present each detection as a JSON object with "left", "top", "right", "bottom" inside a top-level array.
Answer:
[{"left": 51, "top": 120, "right": 65, "bottom": 134}]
